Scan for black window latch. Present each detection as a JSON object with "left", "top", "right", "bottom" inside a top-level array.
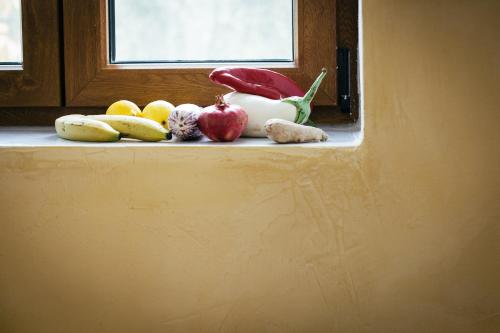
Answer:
[{"left": 337, "top": 48, "right": 351, "bottom": 114}]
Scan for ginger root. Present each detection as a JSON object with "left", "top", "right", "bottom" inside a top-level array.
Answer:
[{"left": 264, "top": 119, "right": 328, "bottom": 144}]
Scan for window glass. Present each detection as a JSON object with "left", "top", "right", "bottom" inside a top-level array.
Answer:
[
  {"left": 111, "top": 0, "right": 294, "bottom": 63},
  {"left": 0, "top": 0, "right": 22, "bottom": 64}
]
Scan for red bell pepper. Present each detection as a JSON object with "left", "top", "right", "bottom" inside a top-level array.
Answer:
[{"left": 209, "top": 67, "right": 305, "bottom": 100}]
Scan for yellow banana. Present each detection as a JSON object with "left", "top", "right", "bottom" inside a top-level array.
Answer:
[
  {"left": 87, "top": 115, "right": 170, "bottom": 142},
  {"left": 55, "top": 115, "right": 121, "bottom": 142}
]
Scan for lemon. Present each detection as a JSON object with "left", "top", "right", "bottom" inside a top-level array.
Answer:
[
  {"left": 106, "top": 100, "right": 142, "bottom": 117},
  {"left": 141, "top": 100, "right": 175, "bottom": 129}
]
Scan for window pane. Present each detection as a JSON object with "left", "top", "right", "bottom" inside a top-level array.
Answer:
[
  {"left": 0, "top": 0, "right": 22, "bottom": 64},
  {"left": 111, "top": 0, "right": 294, "bottom": 63}
]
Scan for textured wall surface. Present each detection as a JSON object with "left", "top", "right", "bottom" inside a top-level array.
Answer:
[{"left": 1, "top": 0, "right": 499, "bottom": 332}]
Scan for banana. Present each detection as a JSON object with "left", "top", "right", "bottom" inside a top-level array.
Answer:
[
  {"left": 87, "top": 115, "right": 170, "bottom": 142},
  {"left": 55, "top": 115, "right": 121, "bottom": 142}
]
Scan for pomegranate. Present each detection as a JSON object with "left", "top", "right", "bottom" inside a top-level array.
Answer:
[{"left": 198, "top": 95, "right": 248, "bottom": 142}]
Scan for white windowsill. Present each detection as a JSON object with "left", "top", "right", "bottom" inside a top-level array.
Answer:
[{"left": 0, "top": 125, "right": 362, "bottom": 149}]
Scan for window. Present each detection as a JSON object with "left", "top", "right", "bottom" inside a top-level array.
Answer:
[
  {"left": 63, "top": 0, "right": 337, "bottom": 107},
  {"left": 110, "top": 0, "right": 295, "bottom": 64},
  {"left": 0, "top": 0, "right": 358, "bottom": 126},
  {"left": 0, "top": 0, "right": 61, "bottom": 106},
  {"left": 0, "top": 0, "right": 23, "bottom": 64}
]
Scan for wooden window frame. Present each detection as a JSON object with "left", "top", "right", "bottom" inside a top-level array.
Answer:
[
  {"left": 0, "top": 0, "right": 358, "bottom": 126},
  {"left": 63, "top": 0, "right": 337, "bottom": 107},
  {"left": 0, "top": 0, "right": 61, "bottom": 107}
]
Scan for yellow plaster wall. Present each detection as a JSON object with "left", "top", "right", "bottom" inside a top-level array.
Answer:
[{"left": 1, "top": 0, "right": 499, "bottom": 332}]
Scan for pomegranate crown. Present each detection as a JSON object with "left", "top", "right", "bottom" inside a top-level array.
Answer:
[{"left": 215, "top": 95, "right": 228, "bottom": 108}]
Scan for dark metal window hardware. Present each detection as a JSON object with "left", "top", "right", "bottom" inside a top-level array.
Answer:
[{"left": 337, "top": 48, "right": 351, "bottom": 114}]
